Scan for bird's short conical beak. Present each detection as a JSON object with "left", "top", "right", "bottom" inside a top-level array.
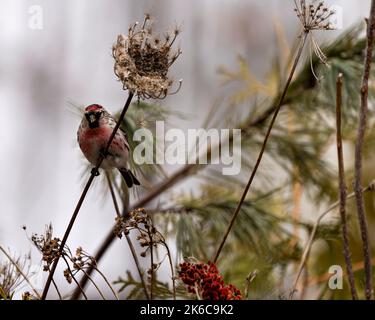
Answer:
[
  {"left": 85, "top": 112, "right": 100, "bottom": 128},
  {"left": 88, "top": 113, "right": 96, "bottom": 124}
]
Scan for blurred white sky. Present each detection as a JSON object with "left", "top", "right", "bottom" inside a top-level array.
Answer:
[{"left": 0, "top": 0, "right": 372, "bottom": 298}]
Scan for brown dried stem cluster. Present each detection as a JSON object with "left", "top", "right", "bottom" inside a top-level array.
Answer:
[
  {"left": 31, "top": 224, "right": 60, "bottom": 271},
  {"left": 31, "top": 224, "right": 117, "bottom": 300},
  {"left": 113, "top": 14, "right": 182, "bottom": 99},
  {"left": 114, "top": 208, "right": 176, "bottom": 299}
]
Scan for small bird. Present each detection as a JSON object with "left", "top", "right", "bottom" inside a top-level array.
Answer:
[{"left": 77, "top": 104, "right": 140, "bottom": 188}]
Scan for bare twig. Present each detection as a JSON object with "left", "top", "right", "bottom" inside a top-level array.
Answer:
[
  {"left": 79, "top": 268, "right": 107, "bottom": 300},
  {"left": 354, "top": 1, "right": 375, "bottom": 300},
  {"left": 148, "top": 229, "right": 154, "bottom": 300},
  {"left": 105, "top": 172, "right": 149, "bottom": 300},
  {"left": 336, "top": 73, "right": 358, "bottom": 300},
  {"left": 300, "top": 267, "right": 309, "bottom": 300},
  {"left": 163, "top": 241, "right": 176, "bottom": 300},
  {"left": 244, "top": 270, "right": 257, "bottom": 299},
  {"left": 213, "top": 31, "right": 309, "bottom": 263},
  {"left": 50, "top": 277, "right": 62, "bottom": 300},
  {"left": 91, "top": 266, "right": 119, "bottom": 300},
  {"left": 290, "top": 183, "right": 375, "bottom": 299},
  {"left": 41, "top": 92, "right": 134, "bottom": 300}
]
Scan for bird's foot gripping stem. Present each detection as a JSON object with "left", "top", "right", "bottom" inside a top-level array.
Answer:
[{"left": 91, "top": 168, "right": 100, "bottom": 176}]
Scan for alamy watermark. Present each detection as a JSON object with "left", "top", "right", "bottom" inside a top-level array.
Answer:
[
  {"left": 27, "top": 5, "right": 43, "bottom": 30},
  {"left": 328, "top": 265, "right": 343, "bottom": 290},
  {"left": 132, "top": 121, "right": 242, "bottom": 176}
]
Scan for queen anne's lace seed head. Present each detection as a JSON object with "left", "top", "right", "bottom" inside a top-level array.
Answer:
[
  {"left": 113, "top": 15, "right": 182, "bottom": 100},
  {"left": 294, "top": 1, "right": 334, "bottom": 80},
  {"left": 294, "top": 0, "right": 336, "bottom": 31}
]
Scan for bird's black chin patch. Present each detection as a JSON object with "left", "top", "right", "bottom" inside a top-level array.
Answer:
[
  {"left": 86, "top": 112, "right": 100, "bottom": 128},
  {"left": 88, "top": 121, "right": 99, "bottom": 129}
]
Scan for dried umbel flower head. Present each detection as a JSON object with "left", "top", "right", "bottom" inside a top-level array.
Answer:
[
  {"left": 294, "top": 0, "right": 336, "bottom": 31},
  {"left": 294, "top": 1, "right": 334, "bottom": 80},
  {"left": 31, "top": 224, "right": 60, "bottom": 270},
  {"left": 63, "top": 247, "right": 95, "bottom": 284},
  {"left": 113, "top": 14, "right": 182, "bottom": 99},
  {"left": 114, "top": 208, "right": 163, "bottom": 246}
]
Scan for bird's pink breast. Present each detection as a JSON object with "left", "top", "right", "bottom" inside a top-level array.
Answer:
[
  {"left": 78, "top": 124, "right": 129, "bottom": 169},
  {"left": 79, "top": 127, "right": 111, "bottom": 156}
]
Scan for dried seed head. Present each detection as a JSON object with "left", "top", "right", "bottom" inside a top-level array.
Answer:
[
  {"left": 76, "top": 247, "right": 82, "bottom": 257},
  {"left": 294, "top": 1, "right": 332, "bottom": 81},
  {"left": 64, "top": 269, "right": 73, "bottom": 284},
  {"left": 294, "top": 0, "right": 336, "bottom": 31},
  {"left": 31, "top": 224, "right": 61, "bottom": 268},
  {"left": 112, "top": 14, "right": 182, "bottom": 99},
  {"left": 113, "top": 216, "right": 128, "bottom": 238}
]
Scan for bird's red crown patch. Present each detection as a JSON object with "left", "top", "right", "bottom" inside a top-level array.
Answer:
[{"left": 85, "top": 104, "right": 103, "bottom": 112}]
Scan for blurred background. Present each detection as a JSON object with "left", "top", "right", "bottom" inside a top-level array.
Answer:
[{"left": 0, "top": 0, "right": 374, "bottom": 299}]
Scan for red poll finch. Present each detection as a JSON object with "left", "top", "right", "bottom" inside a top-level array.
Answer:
[{"left": 77, "top": 104, "right": 140, "bottom": 188}]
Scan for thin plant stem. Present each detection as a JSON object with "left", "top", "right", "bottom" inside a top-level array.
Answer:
[
  {"left": 194, "top": 283, "right": 202, "bottom": 300},
  {"left": 105, "top": 172, "right": 150, "bottom": 300},
  {"left": 336, "top": 73, "right": 358, "bottom": 300},
  {"left": 91, "top": 266, "right": 119, "bottom": 300},
  {"left": 0, "top": 245, "right": 41, "bottom": 300},
  {"left": 300, "top": 267, "right": 308, "bottom": 300},
  {"left": 41, "top": 92, "right": 134, "bottom": 300},
  {"left": 51, "top": 278, "right": 62, "bottom": 300},
  {"left": 80, "top": 268, "right": 107, "bottom": 300},
  {"left": 162, "top": 240, "right": 176, "bottom": 300},
  {"left": 149, "top": 231, "right": 154, "bottom": 300},
  {"left": 244, "top": 270, "right": 257, "bottom": 300},
  {"left": 61, "top": 255, "right": 88, "bottom": 300},
  {"left": 46, "top": 266, "right": 62, "bottom": 300},
  {"left": 213, "top": 31, "right": 309, "bottom": 263},
  {"left": 354, "top": 0, "right": 375, "bottom": 300},
  {"left": 289, "top": 183, "right": 374, "bottom": 299}
]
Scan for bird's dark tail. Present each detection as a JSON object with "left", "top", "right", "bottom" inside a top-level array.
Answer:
[{"left": 119, "top": 168, "right": 141, "bottom": 188}]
